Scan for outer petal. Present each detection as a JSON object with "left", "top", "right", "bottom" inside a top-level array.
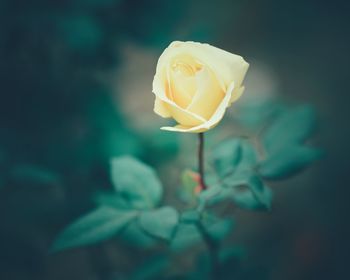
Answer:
[
  {"left": 199, "top": 42, "right": 249, "bottom": 90},
  {"left": 163, "top": 100, "right": 206, "bottom": 126},
  {"left": 161, "top": 82, "right": 235, "bottom": 133},
  {"left": 155, "top": 41, "right": 249, "bottom": 91},
  {"left": 154, "top": 97, "right": 171, "bottom": 117},
  {"left": 229, "top": 86, "right": 245, "bottom": 105},
  {"left": 152, "top": 64, "right": 206, "bottom": 126}
]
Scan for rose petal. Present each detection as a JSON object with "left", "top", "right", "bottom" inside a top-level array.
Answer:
[
  {"left": 163, "top": 100, "right": 206, "bottom": 127},
  {"left": 168, "top": 66, "right": 196, "bottom": 108},
  {"left": 161, "top": 82, "right": 235, "bottom": 133},
  {"left": 229, "top": 86, "right": 245, "bottom": 105},
  {"left": 152, "top": 72, "right": 168, "bottom": 101},
  {"left": 153, "top": 67, "right": 206, "bottom": 126},
  {"left": 154, "top": 41, "right": 249, "bottom": 91},
  {"left": 200, "top": 42, "right": 249, "bottom": 90},
  {"left": 186, "top": 67, "right": 224, "bottom": 120},
  {"left": 154, "top": 97, "right": 171, "bottom": 117}
]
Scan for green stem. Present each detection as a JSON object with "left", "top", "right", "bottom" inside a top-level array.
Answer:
[
  {"left": 198, "top": 133, "right": 208, "bottom": 190},
  {"left": 197, "top": 133, "right": 220, "bottom": 277}
]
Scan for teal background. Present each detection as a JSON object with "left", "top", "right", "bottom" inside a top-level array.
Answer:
[{"left": 0, "top": 0, "right": 349, "bottom": 279}]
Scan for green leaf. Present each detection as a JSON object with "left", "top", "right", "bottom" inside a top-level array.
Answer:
[
  {"left": 171, "top": 223, "right": 202, "bottom": 251},
  {"left": 181, "top": 210, "right": 201, "bottom": 223},
  {"left": 239, "top": 140, "right": 258, "bottom": 168},
  {"left": 110, "top": 156, "right": 163, "bottom": 209},
  {"left": 233, "top": 98, "right": 285, "bottom": 129},
  {"left": 52, "top": 207, "right": 137, "bottom": 252},
  {"left": 202, "top": 215, "right": 234, "bottom": 242},
  {"left": 211, "top": 139, "right": 241, "bottom": 177},
  {"left": 139, "top": 206, "right": 179, "bottom": 240},
  {"left": 210, "top": 139, "right": 257, "bottom": 180},
  {"left": 220, "top": 140, "right": 257, "bottom": 184},
  {"left": 93, "top": 191, "right": 152, "bottom": 210},
  {"left": 93, "top": 191, "right": 131, "bottom": 209},
  {"left": 205, "top": 187, "right": 234, "bottom": 205},
  {"left": 263, "top": 105, "right": 316, "bottom": 154},
  {"left": 119, "top": 220, "right": 157, "bottom": 248},
  {"left": 258, "top": 146, "right": 322, "bottom": 180},
  {"left": 232, "top": 184, "right": 273, "bottom": 210},
  {"left": 197, "top": 185, "right": 222, "bottom": 212},
  {"left": 245, "top": 176, "right": 272, "bottom": 209},
  {"left": 220, "top": 173, "right": 273, "bottom": 210}
]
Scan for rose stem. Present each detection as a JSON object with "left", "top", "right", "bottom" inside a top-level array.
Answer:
[
  {"left": 198, "top": 132, "right": 208, "bottom": 190},
  {"left": 197, "top": 133, "right": 221, "bottom": 278}
]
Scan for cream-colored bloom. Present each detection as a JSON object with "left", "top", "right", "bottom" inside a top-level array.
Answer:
[{"left": 152, "top": 41, "right": 249, "bottom": 133}]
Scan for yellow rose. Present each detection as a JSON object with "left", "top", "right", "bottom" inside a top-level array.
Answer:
[{"left": 152, "top": 41, "right": 249, "bottom": 133}]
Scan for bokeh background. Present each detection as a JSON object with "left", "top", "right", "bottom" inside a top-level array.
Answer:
[{"left": 0, "top": 0, "right": 349, "bottom": 279}]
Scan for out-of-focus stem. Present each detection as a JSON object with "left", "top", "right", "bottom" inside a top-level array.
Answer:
[
  {"left": 197, "top": 133, "right": 221, "bottom": 278},
  {"left": 198, "top": 133, "right": 208, "bottom": 190}
]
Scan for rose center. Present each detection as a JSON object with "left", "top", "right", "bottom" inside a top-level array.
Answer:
[
  {"left": 172, "top": 61, "right": 202, "bottom": 76},
  {"left": 166, "top": 55, "right": 204, "bottom": 108}
]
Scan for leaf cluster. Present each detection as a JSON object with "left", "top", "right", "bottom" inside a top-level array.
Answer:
[{"left": 52, "top": 104, "right": 321, "bottom": 279}]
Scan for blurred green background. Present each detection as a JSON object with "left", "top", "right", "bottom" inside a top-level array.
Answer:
[{"left": 0, "top": 0, "right": 349, "bottom": 279}]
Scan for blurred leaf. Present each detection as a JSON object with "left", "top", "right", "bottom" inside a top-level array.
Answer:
[
  {"left": 220, "top": 140, "right": 258, "bottom": 190},
  {"left": 232, "top": 184, "right": 273, "bottom": 211},
  {"left": 263, "top": 105, "right": 316, "bottom": 154},
  {"left": 211, "top": 139, "right": 241, "bottom": 177},
  {"left": 238, "top": 140, "right": 258, "bottom": 169},
  {"left": 202, "top": 215, "right": 234, "bottom": 242},
  {"left": 258, "top": 146, "right": 322, "bottom": 180},
  {"left": 52, "top": 207, "right": 137, "bottom": 252},
  {"left": 205, "top": 187, "right": 234, "bottom": 205},
  {"left": 93, "top": 191, "right": 131, "bottom": 209},
  {"left": 110, "top": 156, "right": 163, "bottom": 209},
  {"left": 221, "top": 172, "right": 272, "bottom": 210},
  {"left": 243, "top": 176, "right": 272, "bottom": 210},
  {"left": 171, "top": 223, "right": 202, "bottom": 251},
  {"left": 93, "top": 191, "right": 154, "bottom": 210},
  {"left": 139, "top": 206, "right": 179, "bottom": 240},
  {"left": 119, "top": 220, "right": 157, "bottom": 248},
  {"left": 211, "top": 139, "right": 257, "bottom": 180},
  {"left": 233, "top": 98, "right": 285, "bottom": 129},
  {"left": 131, "top": 254, "right": 170, "bottom": 280},
  {"left": 197, "top": 185, "right": 222, "bottom": 212},
  {"left": 181, "top": 210, "right": 200, "bottom": 223}
]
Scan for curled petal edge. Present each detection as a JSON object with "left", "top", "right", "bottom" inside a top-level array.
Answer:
[{"left": 160, "top": 82, "right": 235, "bottom": 133}]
